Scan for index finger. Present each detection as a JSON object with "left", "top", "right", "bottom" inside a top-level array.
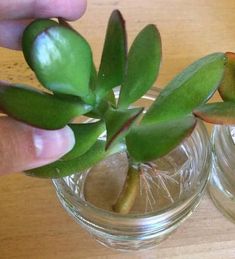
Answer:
[{"left": 0, "top": 0, "right": 87, "bottom": 21}]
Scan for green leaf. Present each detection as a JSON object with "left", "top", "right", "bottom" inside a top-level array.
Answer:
[
  {"left": 22, "top": 19, "right": 58, "bottom": 69},
  {"left": 142, "top": 53, "right": 226, "bottom": 124},
  {"left": 61, "top": 121, "right": 105, "bottom": 160},
  {"left": 25, "top": 140, "right": 125, "bottom": 178},
  {"left": 0, "top": 83, "right": 92, "bottom": 129},
  {"left": 25, "top": 140, "right": 106, "bottom": 178},
  {"left": 31, "top": 25, "right": 95, "bottom": 104},
  {"left": 105, "top": 107, "right": 144, "bottom": 149},
  {"left": 118, "top": 24, "right": 162, "bottom": 108},
  {"left": 194, "top": 102, "right": 235, "bottom": 124},
  {"left": 126, "top": 115, "right": 196, "bottom": 162},
  {"left": 96, "top": 10, "right": 127, "bottom": 100},
  {"left": 89, "top": 62, "right": 97, "bottom": 91},
  {"left": 219, "top": 52, "right": 235, "bottom": 102}
]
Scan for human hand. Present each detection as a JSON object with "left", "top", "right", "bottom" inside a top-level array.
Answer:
[
  {"left": 0, "top": 0, "right": 87, "bottom": 175},
  {"left": 0, "top": 0, "right": 87, "bottom": 49}
]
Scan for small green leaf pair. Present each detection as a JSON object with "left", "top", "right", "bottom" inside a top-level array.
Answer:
[{"left": 101, "top": 13, "right": 162, "bottom": 150}]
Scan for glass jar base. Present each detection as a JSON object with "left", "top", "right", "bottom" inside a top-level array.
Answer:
[
  {"left": 55, "top": 186, "right": 204, "bottom": 251},
  {"left": 93, "top": 229, "right": 172, "bottom": 251}
]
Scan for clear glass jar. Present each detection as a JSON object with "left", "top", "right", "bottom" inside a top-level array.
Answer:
[
  {"left": 208, "top": 125, "right": 235, "bottom": 223},
  {"left": 52, "top": 90, "right": 211, "bottom": 251}
]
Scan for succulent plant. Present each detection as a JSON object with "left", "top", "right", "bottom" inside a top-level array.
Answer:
[{"left": 1, "top": 10, "right": 235, "bottom": 214}]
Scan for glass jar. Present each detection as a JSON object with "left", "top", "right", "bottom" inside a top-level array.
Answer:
[
  {"left": 52, "top": 90, "right": 211, "bottom": 251},
  {"left": 208, "top": 125, "right": 235, "bottom": 223}
]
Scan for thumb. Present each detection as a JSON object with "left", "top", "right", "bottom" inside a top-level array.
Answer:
[{"left": 0, "top": 117, "right": 75, "bottom": 176}]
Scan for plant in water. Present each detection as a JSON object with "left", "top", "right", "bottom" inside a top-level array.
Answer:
[{"left": 1, "top": 10, "right": 235, "bottom": 214}]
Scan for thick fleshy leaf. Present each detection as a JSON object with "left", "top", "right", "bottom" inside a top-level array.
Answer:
[
  {"left": 31, "top": 25, "right": 95, "bottom": 104},
  {"left": 25, "top": 140, "right": 106, "bottom": 178},
  {"left": 194, "top": 102, "right": 235, "bottom": 124},
  {"left": 57, "top": 18, "right": 98, "bottom": 93},
  {"left": 89, "top": 62, "right": 97, "bottom": 91},
  {"left": 96, "top": 10, "right": 127, "bottom": 100},
  {"left": 22, "top": 19, "right": 58, "bottom": 68},
  {"left": 126, "top": 115, "right": 196, "bottom": 162},
  {"left": 25, "top": 140, "right": 125, "bottom": 178},
  {"left": 142, "top": 53, "right": 226, "bottom": 124},
  {"left": 0, "top": 83, "right": 92, "bottom": 129},
  {"left": 105, "top": 107, "right": 144, "bottom": 149},
  {"left": 219, "top": 52, "right": 235, "bottom": 102},
  {"left": 61, "top": 121, "right": 105, "bottom": 160},
  {"left": 118, "top": 24, "right": 162, "bottom": 108}
]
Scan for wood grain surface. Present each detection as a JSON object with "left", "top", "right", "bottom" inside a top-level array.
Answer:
[{"left": 0, "top": 0, "right": 235, "bottom": 258}]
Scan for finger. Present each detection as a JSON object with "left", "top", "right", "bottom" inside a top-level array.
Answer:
[
  {"left": 0, "top": 0, "right": 87, "bottom": 21},
  {"left": 0, "top": 20, "right": 30, "bottom": 50},
  {"left": 0, "top": 117, "right": 75, "bottom": 176}
]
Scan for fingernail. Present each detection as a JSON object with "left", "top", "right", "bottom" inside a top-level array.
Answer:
[{"left": 33, "top": 126, "right": 75, "bottom": 159}]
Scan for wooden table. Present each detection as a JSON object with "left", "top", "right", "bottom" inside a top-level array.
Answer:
[{"left": 1, "top": 0, "right": 235, "bottom": 258}]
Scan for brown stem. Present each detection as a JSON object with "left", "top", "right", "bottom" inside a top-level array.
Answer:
[{"left": 112, "top": 164, "right": 140, "bottom": 214}]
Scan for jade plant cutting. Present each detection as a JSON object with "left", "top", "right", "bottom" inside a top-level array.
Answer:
[{"left": 1, "top": 10, "right": 235, "bottom": 214}]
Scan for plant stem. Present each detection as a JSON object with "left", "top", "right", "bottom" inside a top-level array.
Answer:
[{"left": 113, "top": 164, "right": 140, "bottom": 214}]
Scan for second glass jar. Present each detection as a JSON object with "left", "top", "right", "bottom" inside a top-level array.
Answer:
[{"left": 208, "top": 125, "right": 235, "bottom": 223}]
